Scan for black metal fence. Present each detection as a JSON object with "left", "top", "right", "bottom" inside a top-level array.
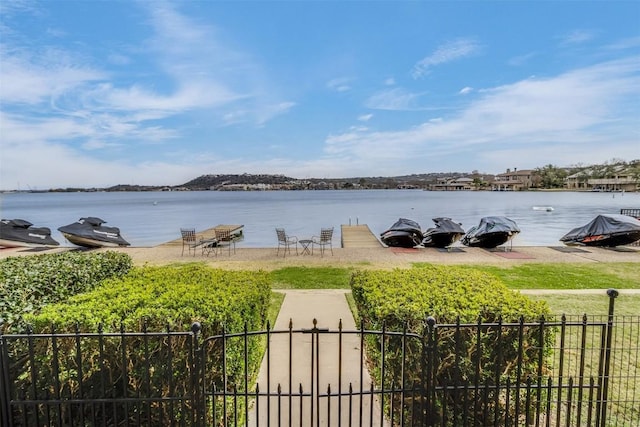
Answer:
[{"left": 1, "top": 291, "right": 638, "bottom": 426}]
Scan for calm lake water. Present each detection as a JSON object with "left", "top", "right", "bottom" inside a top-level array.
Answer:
[{"left": 1, "top": 190, "right": 638, "bottom": 247}]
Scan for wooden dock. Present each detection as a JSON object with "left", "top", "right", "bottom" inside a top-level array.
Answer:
[
  {"left": 340, "top": 224, "right": 382, "bottom": 248},
  {"left": 162, "top": 224, "right": 244, "bottom": 247}
]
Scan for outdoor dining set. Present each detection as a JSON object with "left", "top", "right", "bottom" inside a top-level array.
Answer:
[
  {"left": 179, "top": 226, "right": 334, "bottom": 257},
  {"left": 180, "top": 227, "right": 238, "bottom": 257},
  {"left": 276, "top": 227, "right": 334, "bottom": 257}
]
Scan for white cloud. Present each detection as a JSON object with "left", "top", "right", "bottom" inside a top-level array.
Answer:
[
  {"left": 459, "top": 87, "right": 473, "bottom": 95},
  {"left": 0, "top": 50, "right": 106, "bottom": 104},
  {"left": 560, "top": 29, "right": 596, "bottom": 46},
  {"left": 508, "top": 52, "right": 538, "bottom": 66},
  {"left": 255, "top": 102, "right": 296, "bottom": 125},
  {"left": 412, "top": 38, "right": 481, "bottom": 79},
  {"left": 364, "top": 87, "right": 421, "bottom": 111},
  {"left": 327, "top": 77, "right": 352, "bottom": 92},
  {"left": 358, "top": 114, "right": 373, "bottom": 122},
  {"left": 325, "top": 57, "right": 640, "bottom": 174}
]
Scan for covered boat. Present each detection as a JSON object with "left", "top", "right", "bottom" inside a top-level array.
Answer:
[
  {"left": 461, "top": 216, "right": 520, "bottom": 248},
  {"left": 560, "top": 214, "right": 640, "bottom": 247},
  {"left": 0, "top": 219, "right": 60, "bottom": 248},
  {"left": 422, "top": 217, "right": 465, "bottom": 248},
  {"left": 58, "top": 217, "right": 130, "bottom": 248},
  {"left": 380, "top": 218, "right": 423, "bottom": 248}
]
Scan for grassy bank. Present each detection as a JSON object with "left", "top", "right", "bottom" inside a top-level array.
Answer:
[
  {"left": 269, "top": 263, "right": 640, "bottom": 290},
  {"left": 449, "top": 262, "right": 640, "bottom": 289}
]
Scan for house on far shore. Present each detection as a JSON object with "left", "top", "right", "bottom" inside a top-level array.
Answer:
[
  {"left": 429, "top": 177, "right": 475, "bottom": 191},
  {"left": 565, "top": 165, "right": 638, "bottom": 192},
  {"left": 491, "top": 168, "right": 534, "bottom": 191}
]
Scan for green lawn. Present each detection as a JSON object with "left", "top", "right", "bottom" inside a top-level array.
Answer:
[
  {"left": 527, "top": 293, "right": 639, "bottom": 316},
  {"left": 269, "top": 263, "right": 640, "bottom": 290},
  {"left": 415, "top": 262, "right": 640, "bottom": 289},
  {"left": 269, "top": 264, "right": 639, "bottom": 316},
  {"left": 269, "top": 266, "right": 355, "bottom": 289}
]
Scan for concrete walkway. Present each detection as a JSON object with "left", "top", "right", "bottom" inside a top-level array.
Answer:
[{"left": 248, "top": 290, "right": 386, "bottom": 427}]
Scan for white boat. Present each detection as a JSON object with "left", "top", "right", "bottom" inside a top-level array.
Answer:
[{"left": 532, "top": 206, "right": 554, "bottom": 212}]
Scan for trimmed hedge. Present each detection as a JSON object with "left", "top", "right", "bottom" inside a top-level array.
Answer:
[
  {"left": 0, "top": 251, "right": 132, "bottom": 333},
  {"left": 350, "top": 265, "right": 553, "bottom": 425},
  {"left": 18, "top": 264, "right": 271, "bottom": 425}
]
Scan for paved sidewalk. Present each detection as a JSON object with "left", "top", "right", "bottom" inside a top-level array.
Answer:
[{"left": 248, "top": 290, "right": 386, "bottom": 427}]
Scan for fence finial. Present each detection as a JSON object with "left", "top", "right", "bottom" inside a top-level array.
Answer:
[{"left": 191, "top": 321, "right": 202, "bottom": 335}]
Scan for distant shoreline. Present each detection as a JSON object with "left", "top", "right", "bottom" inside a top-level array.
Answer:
[{"left": 2, "top": 188, "right": 635, "bottom": 194}]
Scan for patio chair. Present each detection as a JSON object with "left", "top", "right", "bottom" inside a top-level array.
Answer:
[
  {"left": 312, "top": 227, "right": 334, "bottom": 257},
  {"left": 276, "top": 228, "right": 298, "bottom": 257},
  {"left": 180, "top": 228, "right": 199, "bottom": 256},
  {"left": 215, "top": 228, "right": 236, "bottom": 256}
]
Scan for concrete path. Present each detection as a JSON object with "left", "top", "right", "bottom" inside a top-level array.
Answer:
[{"left": 248, "top": 290, "right": 386, "bottom": 427}]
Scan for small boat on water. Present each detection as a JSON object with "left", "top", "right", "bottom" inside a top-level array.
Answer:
[
  {"left": 532, "top": 206, "right": 554, "bottom": 212},
  {"left": 58, "top": 217, "right": 130, "bottom": 248},
  {"left": 422, "top": 217, "right": 465, "bottom": 248},
  {"left": 0, "top": 219, "right": 60, "bottom": 248},
  {"left": 461, "top": 216, "right": 520, "bottom": 248},
  {"left": 380, "top": 218, "right": 423, "bottom": 248},
  {"left": 560, "top": 214, "right": 640, "bottom": 247}
]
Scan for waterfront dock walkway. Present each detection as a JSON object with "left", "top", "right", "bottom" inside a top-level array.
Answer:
[{"left": 340, "top": 224, "right": 382, "bottom": 248}]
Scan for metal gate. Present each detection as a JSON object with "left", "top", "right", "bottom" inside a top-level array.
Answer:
[{"left": 196, "top": 319, "right": 427, "bottom": 427}]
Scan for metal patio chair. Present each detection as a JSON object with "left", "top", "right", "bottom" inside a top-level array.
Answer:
[
  {"left": 312, "top": 227, "right": 334, "bottom": 256},
  {"left": 214, "top": 228, "right": 236, "bottom": 256},
  {"left": 276, "top": 228, "right": 298, "bottom": 257},
  {"left": 180, "top": 228, "right": 199, "bottom": 256}
]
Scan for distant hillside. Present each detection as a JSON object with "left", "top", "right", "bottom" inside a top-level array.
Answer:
[{"left": 180, "top": 173, "right": 297, "bottom": 190}]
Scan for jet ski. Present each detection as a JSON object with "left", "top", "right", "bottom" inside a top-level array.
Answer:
[
  {"left": 560, "top": 214, "right": 640, "bottom": 247},
  {"left": 422, "top": 217, "right": 465, "bottom": 248},
  {"left": 380, "top": 218, "right": 423, "bottom": 248},
  {"left": 58, "top": 217, "right": 130, "bottom": 248},
  {"left": 0, "top": 219, "right": 60, "bottom": 248},
  {"left": 461, "top": 216, "right": 520, "bottom": 248}
]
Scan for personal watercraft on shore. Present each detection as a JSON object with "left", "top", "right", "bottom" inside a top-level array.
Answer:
[{"left": 58, "top": 217, "right": 130, "bottom": 248}]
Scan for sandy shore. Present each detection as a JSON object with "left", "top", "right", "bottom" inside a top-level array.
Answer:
[{"left": 3, "top": 244, "right": 638, "bottom": 270}]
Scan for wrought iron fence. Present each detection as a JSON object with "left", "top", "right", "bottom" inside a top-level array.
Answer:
[{"left": 1, "top": 291, "right": 638, "bottom": 426}]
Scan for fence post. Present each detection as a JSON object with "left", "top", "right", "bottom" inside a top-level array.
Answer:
[
  {"left": 598, "top": 289, "right": 618, "bottom": 427},
  {"left": 190, "top": 322, "right": 203, "bottom": 427},
  {"left": 424, "top": 316, "right": 436, "bottom": 427},
  {"left": 0, "top": 336, "right": 9, "bottom": 427}
]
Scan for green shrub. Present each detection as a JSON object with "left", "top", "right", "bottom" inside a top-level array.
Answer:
[
  {"left": 350, "top": 265, "right": 553, "bottom": 426},
  {"left": 18, "top": 264, "right": 272, "bottom": 426},
  {"left": 0, "top": 251, "right": 132, "bottom": 333}
]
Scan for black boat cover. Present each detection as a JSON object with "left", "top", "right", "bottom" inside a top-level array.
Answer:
[
  {"left": 560, "top": 214, "right": 640, "bottom": 246},
  {"left": 461, "top": 216, "right": 520, "bottom": 247},
  {"left": 422, "top": 217, "right": 465, "bottom": 247},
  {"left": 424, "top": 217, "right": 465, "bottom": 236},
  {"left": 0, "top": 218, "right": 60, "bottom": 246},
  {"left": 380, "top": 218, "right": 423, "bottom": 248},
  {"left": 58, "top": 217, "right": 130, "bottom": 246},
  {"left": 383, "top": 218, "right": 422, "bottom": 234}
]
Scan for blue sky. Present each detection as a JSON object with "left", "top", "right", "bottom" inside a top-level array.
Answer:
[{"left": 1, "top": 0, "right": 639, "bottom": 190}]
